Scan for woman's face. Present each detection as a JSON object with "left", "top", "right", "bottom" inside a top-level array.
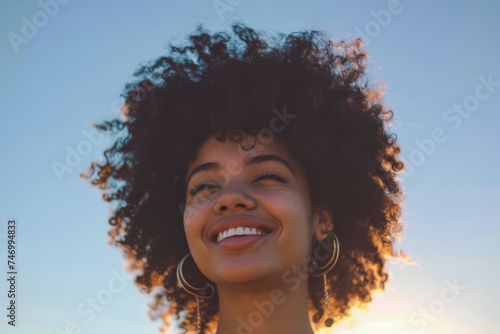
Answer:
[{"left": 183, "top": 132, "right": 330, "bottom": 286}]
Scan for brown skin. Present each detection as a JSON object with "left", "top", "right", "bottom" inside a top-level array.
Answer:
[{"left": 183, "top": 132, "right": 334, "bottom": 334}]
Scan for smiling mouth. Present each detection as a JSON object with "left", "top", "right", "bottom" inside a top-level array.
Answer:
[
  {"left": 213, "top": 230, "right": 274, "bottom": 250},
  {"left": 215, "top": 227, "right": 270, "bottom": 243}
]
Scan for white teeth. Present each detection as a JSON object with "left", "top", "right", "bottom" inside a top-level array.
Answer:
[{"left": 216, "top": 227, "right": 267, "bottom": 242}]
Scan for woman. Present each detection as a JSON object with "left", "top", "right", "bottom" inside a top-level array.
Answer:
[{"left": 83, "top": 22, "right": 405, "bottom": 334}]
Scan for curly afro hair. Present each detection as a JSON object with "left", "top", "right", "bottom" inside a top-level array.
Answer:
[{"left": 82, "top": 22, "right": 406, "bottom": 333}]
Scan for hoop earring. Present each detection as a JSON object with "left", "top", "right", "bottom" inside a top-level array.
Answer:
[
  {"left": 309, "top": 229, "right": 340, "bottom": 327},
  {"left": 176, "top": 253, "right": 215, "bottom": 333}
]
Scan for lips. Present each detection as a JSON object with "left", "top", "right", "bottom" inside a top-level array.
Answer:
[{"left": 208, "top": 215, "right": 276, "bottom": 243}]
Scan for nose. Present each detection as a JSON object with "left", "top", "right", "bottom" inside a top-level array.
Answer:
[{"left": 213, "top": 182, "right": 256, "bottom": 214}]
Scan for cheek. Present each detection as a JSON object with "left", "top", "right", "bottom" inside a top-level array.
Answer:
[
  {"left": 183, "top": 202, "right": 211, "bottom": 245},
  {"left": 184, "top": 194, "right": 216, "bottom": 223},
  {"left": 260, "top": 190, "right": 311, "bottom": 233},
  {"left": 261, "top": 191, "right": 313, "bottom": 269}
]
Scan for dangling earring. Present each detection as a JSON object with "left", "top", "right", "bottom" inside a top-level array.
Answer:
[
  {"left": 176, "top": 253, "right": 215, "bottom": 333},
  {"left": 309, "top": 229, "right": 340, "bottom": 327}
]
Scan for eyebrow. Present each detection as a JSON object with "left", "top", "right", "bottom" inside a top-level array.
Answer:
[{"left": 185, "top": 154, "right": 295, "bottom": 188}]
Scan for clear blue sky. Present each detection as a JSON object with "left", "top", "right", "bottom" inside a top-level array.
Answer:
[{"left": 0, "top": 0, "right": 499, "bottom": 333}]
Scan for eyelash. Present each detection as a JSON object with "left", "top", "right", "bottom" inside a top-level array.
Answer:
[{"left": 188, "top": 172, "right": 286, "bottom": 196}]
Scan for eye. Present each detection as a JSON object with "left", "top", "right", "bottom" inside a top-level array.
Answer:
[
  {"left": 253, "top": 172, "right": 287, "bottom": 183},
  {"left": 189, "top": 182, "right": 218, "bottom": 196}
]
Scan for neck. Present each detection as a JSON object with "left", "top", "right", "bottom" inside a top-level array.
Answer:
[{"left": 215, "top": 273, "right": 315, "bottom": 334}]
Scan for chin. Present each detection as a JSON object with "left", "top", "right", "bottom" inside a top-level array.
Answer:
[{"left": 212, "top": 257, "right": 277, "bottom": 284}]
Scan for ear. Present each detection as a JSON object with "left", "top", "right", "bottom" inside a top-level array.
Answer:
[{"left": 312, "top": 204, "right": 334, "bottom": 241}]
